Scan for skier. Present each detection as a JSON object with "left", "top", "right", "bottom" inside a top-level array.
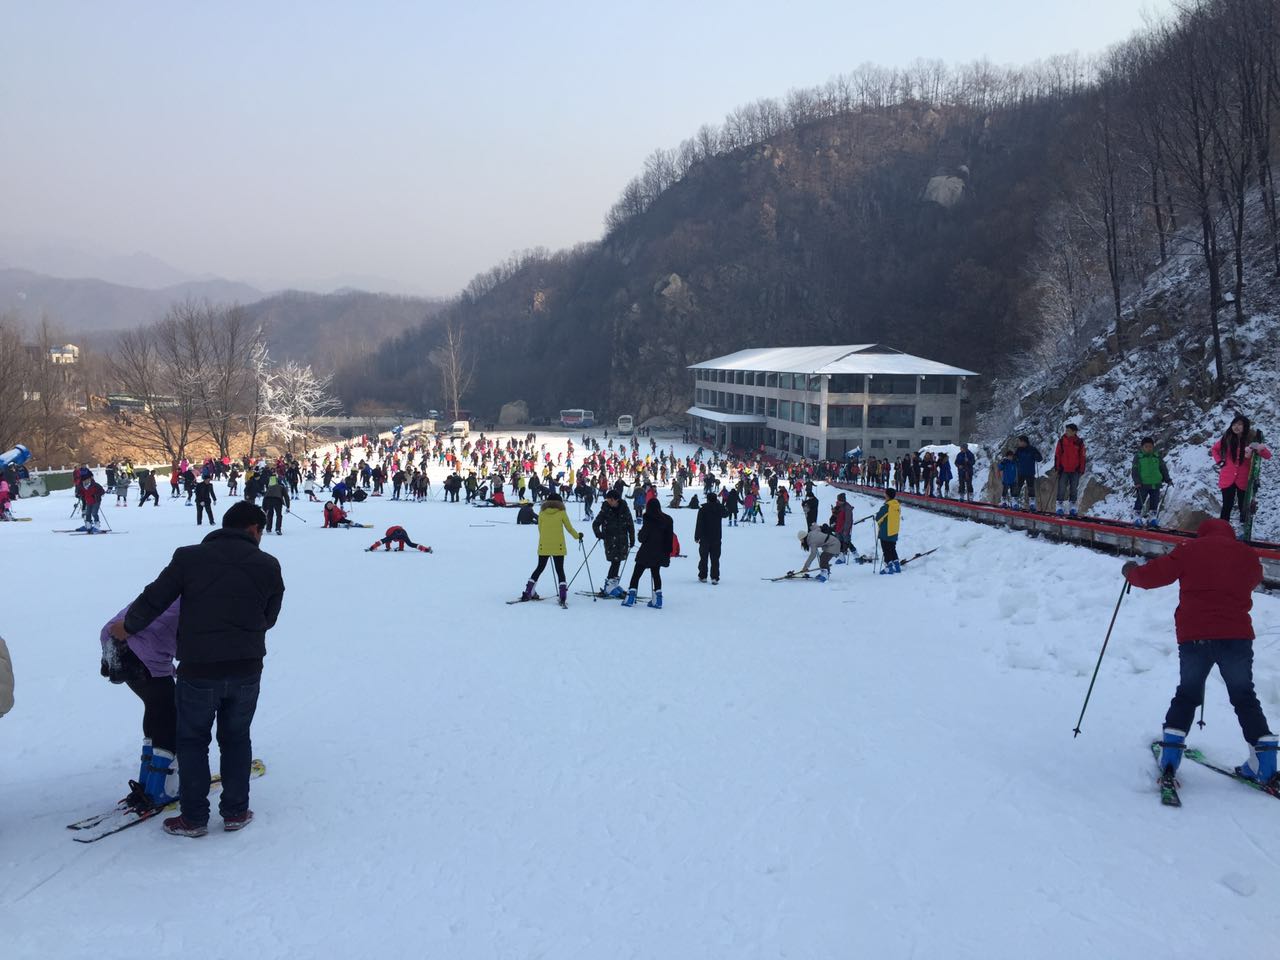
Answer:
[
  {"left": 802, "top": 489, "right": 819, "bottom": 528},
  {"left": 997, "top": 450, "right": 1017, "bottom": 507},
  {"left": 831, "top": 492, "right": 853, "bottom": 556},
  {"left": 519, "top": 493, "right": 582, "bottom": 605},
  {"left": 1211, "top": 414, "right": 1271, "bottom": 526},
  {"left": 100, "top": 599, "right": 180, "bottom": 808},
  {"left": 875, "top": 488, "right": 902, "bottom": 574},
  {"left": 77, "top": 470, "right": 106, "bottom": 532},
  {"left": 193, "top": 476, "right": 218, "bottom": 527},
  {"left": 261, "top": 475, "right": 290, "bottom": 535},
  {"left": 792, "top": 522, "right": 841, "bottom": 581},
  {"left": 955, "top": 443, "right": 976, "bottom": 501},
  {"left": 113, "top": 501, "right": 284, "bottom": 837},
  {"left": 323, "top": 501, "right": 355, "bottom": 528},
  {"left": 591, "top": 489, "right": 635, "bottom": 598},
  {"left": 304, "top": 475, "right": 319, "bottom": 502},
  {"left": 1126, "top": 518, "right": 1277, "bottom": 788},
  {"left": 1132, "top": 438, "right": 1172, "bottom": 527},
  {"left": 516, "top": 502, "right": 536, "bottom": 525},
  {"left": 775, "top": 486, "right": 789, "bottom": 526},
  {"left": 368, "top": 525, "right": 431, "bottom": 553},
  {"left": 1013, "top": 435, "right": 1043, "bottom": 511},
  {"left": 114, "top": 471, "right": 131, "bottom": 507},
  {"left": 622, "top": 498, "right": 673, "bottom": 608},
  {"left": 1053, "top": 423, "right": 1086, "bottom": 516},
  {"left": 694, "top": 491, "right": 727, "bottom": 584}
]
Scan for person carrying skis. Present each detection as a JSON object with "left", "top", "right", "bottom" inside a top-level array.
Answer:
[
  {"left": 114, "top": 501, "right": 284, "bottom": 837},
  {"left": 1126, "top": 518, "right": 1277, "bottom": 789},
  {"left": 592, "top": 489, "right": 635, "bottom": 597},
  {"left": 1053, "top": 423, "right": 1086, "bottom": 517},
  {"left": 100, "top": 599, "right": 180, "bottom": 809},
  {"left": 1132, "top": 437, "right": 1172, "bottom": 527},
  {"left": 955, "top": 443, "right": 976, "bottom": 501},
  {"left": 78, "top": 470, "right": 106, "bottom": 532},
  {"left": 694, "top": 491, "right": 727, "bottom": 584},
  {"left": 368, "top": 525, "right": 431, "bottom": 553},
  {"left": 519, "top": 493, "right": 582, "bottom": 605},
  {"left": 193, "top": 476, "right": 218, "bottom": 527},
  {"left": 261, "top": 475, "right": 290, "bottom": 535},
  {"left": 792, "top": 522, "right": 841, "bottom": 581},
  {"left": 875, "top": 488, "right": 902, "bottom": 574},
  {"left": 1013, "top": 435, "right": 1042, "bottom": 511},
  {"left": 1211, "top": 414, "right": 1271, "bottom": 526},
  {"left": 622, "top": 498, "right": 673, "bottom": 608}
]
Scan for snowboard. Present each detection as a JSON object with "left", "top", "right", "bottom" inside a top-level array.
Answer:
[{"left": 69, "top": 759, "right": 266, "bottom": 842}]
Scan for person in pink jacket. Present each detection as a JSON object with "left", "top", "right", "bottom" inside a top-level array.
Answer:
[{"left": 1211, "top": 414, "right": 1271, "bottom": 523}]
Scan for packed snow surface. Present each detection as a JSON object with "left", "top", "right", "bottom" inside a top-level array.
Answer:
[{"left": 1, "top": 433, "right": 1277, "bottom": 959}]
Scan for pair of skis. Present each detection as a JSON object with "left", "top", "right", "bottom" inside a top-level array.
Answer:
[
  {"left": 67, "top": 759, "right": 266, "bottom": 842},
  {"left": 1150, "top": 741, "right": 1279, "bottom": 807}
]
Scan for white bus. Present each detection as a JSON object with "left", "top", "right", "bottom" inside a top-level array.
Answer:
[
  {"left": 616, "top": 415, "right": 634, "bottom": 436},
  {"left": 559, "top": 409, "right": 595, "bottom": 428}
]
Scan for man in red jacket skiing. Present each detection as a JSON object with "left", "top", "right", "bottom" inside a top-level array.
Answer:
[{"left": 1124, "top": 518, "right": 1276, "bottom": 787}]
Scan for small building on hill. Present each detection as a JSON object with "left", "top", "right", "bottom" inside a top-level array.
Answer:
[{"left": 688, "top": 344, "right": 977, "bottom": 459}]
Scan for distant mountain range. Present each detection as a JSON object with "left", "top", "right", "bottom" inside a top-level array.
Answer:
[{"left": 0, "top": 267, "right": 443, "bottom": 370}]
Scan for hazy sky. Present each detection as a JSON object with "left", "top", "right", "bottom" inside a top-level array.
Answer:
[{"left": 2, "top": 0, "right": 1159, "bottom": 296}]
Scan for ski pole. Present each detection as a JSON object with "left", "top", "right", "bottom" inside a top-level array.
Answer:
[
  {"left": 566, "top": 537, "right": 601, "bottom": 588},
  {"left": 287, "top": 508, "right": 308, "bottom": 523},
  {"left": 1196, "top": 703, "right": 1206, "bottom": 730},
  {"left": 580, "top": 539, "right": 597, "bottom": 601},
  {"left": 1072, "top": 577, "right": 1132, "bottom": 737}
]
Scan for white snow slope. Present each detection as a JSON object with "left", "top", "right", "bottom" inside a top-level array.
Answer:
[{"left": 1, "top": 434, "right": 1278, "bottom": 959}]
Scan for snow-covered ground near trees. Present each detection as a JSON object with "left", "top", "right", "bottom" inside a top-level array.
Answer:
[{"left": 1, "top": 432, "right": 1278, "bottom": 959}]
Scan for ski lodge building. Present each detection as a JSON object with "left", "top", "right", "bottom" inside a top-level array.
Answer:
[{"left": 688, "top": 344, "right": 977, "bottom": 460}]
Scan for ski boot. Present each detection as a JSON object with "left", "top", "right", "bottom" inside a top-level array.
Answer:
[
  {"left": 1056, "top": 502, "right": 1065, "bottom": 517},
  {"left": 1069, "top": 505, "right": 1078, "bottom": 517},
  {"left": 520, "top": 579, "right": 538, "bottom": 602},
  {"left": 1237, "top": 734, "right": 1279, "bottom": 783},
  {"left": 141, "top": 747, "right": 179, "bottom": 806},
  {"left": 647, "top": 590, "right": 663, "bottom": 608},
  {"left": 620, "top": 588, "right": 637, "bottom": 607},
  {"left": 1158, "top": 728, "right": 1187, "bottom": 776},
  {"left": 558, "top": 582, "right": 568, "bottom": 606},
  {"left": 1133, "top": 513, "right": 1145, "bottom": 527},
  {"left": 816, "top": 571, "right": 828, "bottom": 583}
]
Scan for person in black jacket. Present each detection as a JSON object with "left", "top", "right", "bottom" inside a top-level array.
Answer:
[
  {"left": 592, "top": 489, "right": 635, "bottom": 597},
  {"left": 193, "top": 476, "right": 218, "bottom": 526},
  {"left": 113, "top": 501, "right": 285, "bottom": 838},
  {"left": 694, "top": 496, "right": 727, "bottom": 584},
  {"left": 261, "top": 474, "right": 290, "bottom": 535},
  {"left": 622, "top": 498, "right": 673, "bottom": 609}
]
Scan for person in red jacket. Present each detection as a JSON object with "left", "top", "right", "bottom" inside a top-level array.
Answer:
[
  {"left": 368, "top": 525, "right": 431, "bottom": 553},
  {"left": 1124, "top": 518, "right": 1276, "bottom": 786},
  {"left": 77, "top": 471, "right": 106, "bottom": 532},
  {"left": 1053, "top": 423, "right": 1086, "bottom": 517},
  {"left": 322, "top": 501, "right": 354, "bottom": 528}
]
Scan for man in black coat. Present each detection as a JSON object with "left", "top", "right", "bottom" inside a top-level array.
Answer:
[
  {"left": 592, "top": 489, "right": 635, "bottom": 597},
  {"left": 113, "top": 502, "right": 284, "bottom": 838},
  {"left": 694, "top": 496, "right": 728, "bottom": 584}
]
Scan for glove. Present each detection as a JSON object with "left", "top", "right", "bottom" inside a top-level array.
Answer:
[
  {"left": 1121, "top": 561, "right": 1138, "bottom": 580},
  {"left": 577, "top": 533, "right": 584, "bottom": 541}
]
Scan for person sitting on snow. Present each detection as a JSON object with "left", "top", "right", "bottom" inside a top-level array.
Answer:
[
  {"left": 367, "top": 525, "right": 431, "bottom": 553},
  {"left": 323, "top": 501, "right": 354, "bottom": 528}
]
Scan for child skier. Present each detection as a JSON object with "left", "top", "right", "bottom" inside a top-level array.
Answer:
[
  {"left": 1132, "top": 438, "right": 1171, "bottom": 527},
  {"left": 876, "top": 488, "right": 901, "bottom": 574},
  {"left": 997, "top": 451, "right": 1017, "bottom": 507}
]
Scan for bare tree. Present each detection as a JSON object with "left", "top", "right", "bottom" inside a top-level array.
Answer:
[
  {"left": 0, "top": 315, "right": 34, "bottom": 452},
  {"left": 429, "top": 319, "right": 475, "bottom": 420},
  {"left": 264, "top": 361, "right": 341, "bottom": 454}
]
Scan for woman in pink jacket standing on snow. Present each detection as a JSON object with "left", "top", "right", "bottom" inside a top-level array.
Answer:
[{"left": 1211, "top": 414, "right": 1271, "bottom": 523}]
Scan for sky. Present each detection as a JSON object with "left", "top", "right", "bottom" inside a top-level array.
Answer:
[{"left": 0, "top": 0, "right": 1160, "bottom": 297}]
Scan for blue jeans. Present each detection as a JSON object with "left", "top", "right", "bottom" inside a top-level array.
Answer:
[
  {"left": 1164, "top": 640, "right": 1271, "bottom": 743},
  {"left": 175, "top": 674, "right": 261, "bottom": 824}
]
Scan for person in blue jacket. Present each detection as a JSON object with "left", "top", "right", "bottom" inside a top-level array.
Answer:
[
  {"left": 955, "top": 443, "right": 976, "bottom": 501},
  {"left": 997, "top": 451, "right": 1018, "bottom": 507},
  {"left": 1013, "top": 435, "right": 1043, "bottom": 511},
  {"left": 937, "top": 453, "right": 954, "bottom": 498}
]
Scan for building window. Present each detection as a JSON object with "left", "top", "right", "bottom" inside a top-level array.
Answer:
[
  {"left": 766, "top": 372, "right": 778, "bottom": 388},
  {"left": 896, "top": 439, "right": 910, "bottom": 449},
  {"left": 807, "top": 404, "right": 820, "bottom": 426},
  {"left": 755, "top": 372, "right": 765, "bottom": 386},
  {"left": 941, "top": 416, "right": 953, "bottom": 426},
  {"left": 767, "top": 398, "right": 777, "bottom": 417},
  {"left": 921, "top": 416, "right": 934, "bottom": 426},
  {"left": 778, "top": 430, "right": 789, "bottom": 448},
  {"left": 807, "top": 375, "right": 821, "bottom": 392},
  {"left": 868, "top": 376, "right": 916, "bottom": 395},
  {"left": 756, "top": 396, "right": 765, "bottom": 414},
  {"left": 828, "top": 374, "right": 865, "bottom": 393},
  {"left": 919, "top": 376, "right": 958, "bottom": 394},
  {"left": 793, "top": 436, "right": 805, "bottom": 454},
  {"left": 791, "top": 401, "right": 804, "bottom": 421},
  {"left": 777, "top": 373, "right": 791, "bottom": 390},
  {"left": 806, "top": 437, "right": 820, "bottom": 458},
  {"left": 868, "top": 405, "right": 915, "bottom": 428},
  {"left": 718, "top": 370, "right": 727, "bottom": 382},
  {"left": 870, "top": 439, "right": 885, "bottom": 449},
  {"left": 765, "top": 429, "right": 777, "bottom": 447},
  {"left": 735, "top": 394, "right": 744, "bottom": 412},
  {"left": 734, "top": 370, "right": 744, "bottom": 384},
  {"left": 828, "top": 405, "right": 863, "bottom": 428}
]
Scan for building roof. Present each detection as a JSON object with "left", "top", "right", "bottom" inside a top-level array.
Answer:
[
  {"left": 688, "top": 344, "right": 978, "bottom": 378},
  {"left": 686, "top": 406, "right": 767, "bottom": 425}
]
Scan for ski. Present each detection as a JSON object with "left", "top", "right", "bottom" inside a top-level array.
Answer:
[
  {"left": 1244, "top": 432, "right": 1264, "bottom": 541},
  {"left": 53, "top": 529, "right": 125, "bottom": 535},
  {"left": 575, "top": 591, "right": 650, "bottom": 601},
  {"left": 899, "top": 547, "right": 939, "bottom": 567},
  {"left": 763, "top": 573, "right": 814, "bottom": 582},
  {"left": 506, "top": 596, "right": 545, "bottom": 604},
  {"left": 70, "top": 760, "right": 266, "bottom": 842},
  {"left": 1183, "top": 745, "right": 1280, "bottom": 799},
  {"left": 0, "top": 516, "right": 32, "bottom": 522},
  {"left": 1150, "top": 743, "right": 1183, "bottom": 807}
]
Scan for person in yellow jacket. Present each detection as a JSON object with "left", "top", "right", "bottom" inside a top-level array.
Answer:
[
  {"left": 519, "top": 493, "right": 583, "bottom": 604},
  {"left": 875, "top": 488, "right": 902, "bottom": 575}
]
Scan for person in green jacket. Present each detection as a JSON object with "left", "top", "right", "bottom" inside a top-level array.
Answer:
[
  {"left": 1132, "top": 437, "right": 1172, "bottom": 527},
  {"left": 520, "top": 493, "right": 582, "bottom": 605}
]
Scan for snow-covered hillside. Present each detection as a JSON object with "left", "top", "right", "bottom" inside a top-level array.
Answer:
[
  {"left": 981, "top": 197, "right": 1280, "bottom": 541},
  {"left": 1, "top": 433, "right": 1277, "bottom": 958}
]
